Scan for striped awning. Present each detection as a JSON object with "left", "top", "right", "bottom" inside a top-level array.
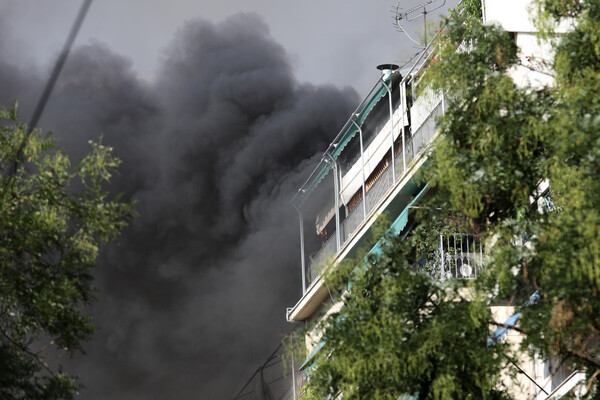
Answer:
[
  {"left": 488, "top": 291, "right": 541, "bottom": 345},
  {"left": 293, "top": 75, "right": 394, "bottom": 206}
]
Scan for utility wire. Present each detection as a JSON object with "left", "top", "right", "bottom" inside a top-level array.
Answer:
[
  {"left": 7, "top": 0, "right": 92, "bottom": 184},
  {"left": 233, "top": 343, "right": 282, "bottom": 399},
  {"left": 10, "top": 0, "right": 93, "bottom": 178},
  {"left": 27, "top": 0, "right": 93, "bottom": 132}
]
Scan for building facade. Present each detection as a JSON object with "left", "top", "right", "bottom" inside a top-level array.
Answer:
[{"left": 285, "top": 1, "right": 585, "bottom": 399}]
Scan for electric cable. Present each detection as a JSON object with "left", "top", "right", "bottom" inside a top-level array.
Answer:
[
  {"left": 232, "top": 343, "right": 283, "bottom": 399},
  {"left": 27, "top": 0, "right": 93, "bottom": 132},
  {"left": 10, "top": 0, "right": 93, "bottom": 176}
]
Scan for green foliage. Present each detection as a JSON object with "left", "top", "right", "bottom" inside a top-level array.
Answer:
[
  {"left": 300, "top": 0, "right": 600, "bottom": 397},
  {"left": 430, "top": 0, "right": 600, "bottom": 393},
  {"left": 281, "top": 330, "right": 307, "bottom": 379},
  {"left": 302, "top": 233, "right": 512, "bottom": 400},
  {"left": 0, "top": 106, "right": 133, "bottom": 399},
  {"left": 449, "top": 0, "right": 483, "bottom": 23},
  {"left": 516, "top": 0, "right": 600, "bottom": 384}
]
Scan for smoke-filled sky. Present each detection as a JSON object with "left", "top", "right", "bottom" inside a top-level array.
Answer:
[{"left": 0, "top": 1, "right": 457, "bottom": 398}]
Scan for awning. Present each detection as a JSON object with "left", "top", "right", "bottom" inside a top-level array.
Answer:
[
  {"left": 365, "top": 183, "right": 429, "bottom": 259},
  {"left": 330, "top": 79, "right": 390, "bottom": 160},
  {"left": 490, "top": 312, "right": 522, "bottom": 342},
  {"left": 346, "top": 183, "right": 428, "bottom": 289},
  {"left": 488, "top": 291, "right": 541, "bottom": 345},
  {"left": 299, "top": 340, "right": 326, "bottom": 371},
  {"left": 315, "top": 201, "right": 335, "bottom": 234},
  {"left": 303, "top": 163, "right": 331, "bottom": 206},
  {"left": 293, "top": 75, "right": 394, "bottom": 206},
  {"left": 291, "top": 159, "right": 331, "bottom": 209}
]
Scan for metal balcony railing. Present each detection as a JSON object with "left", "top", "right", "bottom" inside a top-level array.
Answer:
[
  {"left": 306, "top": 89, "right": 444, "bottom": 283},
  {"left": 430, "top": 233, "right": 484, "bottom": 281},
  {"left": 309, "top": 234, "right": 337, "bottom": 283}
]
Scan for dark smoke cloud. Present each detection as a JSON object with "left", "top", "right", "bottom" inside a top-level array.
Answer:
[{"left": 0, "top": 10, "right": 358, "bottom": 399}]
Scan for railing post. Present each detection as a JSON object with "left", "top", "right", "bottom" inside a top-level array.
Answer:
[
  {"left": 441, "top": 90, "right": 445, "bottom": 114},
  {"left": 460, "top": 234, "right": 464, "bottom": 278},
  {"left": 401, "top": 80, "right": 408, "bottom": 173},
  {"left": 292, "top": 205, "right": 306, "bottom": 294},
  {"left": 350, "top": 118, "right": 367, "bottom": 220},
  {"left": 327, "top": 153, "right": 341, "bottom": 253},
  {"left": 466, "top": 235, "right": 470, "bottom": 277},
  {"left": 439, "top": 233, "right": 445, "bottom": 281},
  {"left": 380, "top": 76, "right": 396, "bottom": 183},
  {"left": 291, "top": 333, "right": 297, "bottom": 400},
  {"left": 453, "top": 234, "right": 457, "bottom": 277},
  {"left": 479, "top": 239, "right": 483, "bottom": 277}
]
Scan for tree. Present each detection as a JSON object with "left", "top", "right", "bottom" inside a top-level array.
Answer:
[
  {"left": 517, "top": 0, "right": 600, "bottom": 389},
  {"left": 430, "top": 0, "right": 600, "bottom": 391},
  {"left": 0, "top": 106, "right": 133, "bottom": 399},
  {"left": 300, "top": 229, "right": 512, "bottom": 400},
  {"left": 300, "top": 0, "right": 600, "bottom": 398}
]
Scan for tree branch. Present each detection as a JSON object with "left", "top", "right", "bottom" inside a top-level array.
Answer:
[
  {"left": 563, "top": 347, "right": 600, "bottom": 370},
  {"left": 0, "top": 322, "right": 57, "bottom": 378},
  {"left": 490, "top": 320, "right": 528, "bottom": 335}
]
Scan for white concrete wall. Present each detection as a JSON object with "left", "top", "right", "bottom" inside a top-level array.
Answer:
[
  {"left": 507, "top": 32, "right": 556, "bottom": 89},
  {"left": 483, "top": 0, "right": 571, "bottom": 33},
  {"left": 484, "top": 0, "right": 573, "bottom": 89},
  {"left": 491, "top": 306, "right": 535, "bottom": 400},
  {"left": 484, "top": 0, "right": 538, "bottom": 32}
]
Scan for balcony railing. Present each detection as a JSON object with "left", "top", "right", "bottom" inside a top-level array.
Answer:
[
  {"left": 431, "top": 233, "right": 484, "bottom": 280},
  {"left": 309, "top": 233, "right": 337, "bottom": 283},
  {"left": 306, "top": 87, "right": 444, "bottom": 283}
]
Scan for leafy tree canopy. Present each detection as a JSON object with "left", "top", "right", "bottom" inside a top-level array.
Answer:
[
  {"left": 300, "top": 229, "right": 512, "bottom": 400},
  {"left": 298, "top": 0, "right": 600, "bottom": 398},
  {"left": 0, "top": 106, "right": 133, "bottom": 399}
]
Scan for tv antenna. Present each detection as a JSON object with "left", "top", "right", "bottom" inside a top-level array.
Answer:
[{"left": 394, "top": 0, "right": 446, "bottom": 47}]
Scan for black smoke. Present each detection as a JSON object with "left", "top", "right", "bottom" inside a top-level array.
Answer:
[{"left": 0, "top": 11, "right": 358, "bottom": 399}]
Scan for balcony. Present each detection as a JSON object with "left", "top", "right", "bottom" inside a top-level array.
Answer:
[
  {"left": 298, "top": 79, "right": 445, "bottom": 290},
  {"left": 427, "top": 233, "right": 485, "bottom": 281}
]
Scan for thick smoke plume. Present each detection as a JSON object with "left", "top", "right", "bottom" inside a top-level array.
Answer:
[{"left": 0, "top": 11, "right": 358, "bottom": 399}]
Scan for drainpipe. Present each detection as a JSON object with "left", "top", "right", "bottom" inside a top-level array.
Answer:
[
  {"left": 292, "top": 203, "right": 306, "bottom": 294},
  {"left": 350, "top": 117, "right": 367, "bottom": 220},
  {"left": 326, "top": 153, "right": 341, "bottom": 253}
]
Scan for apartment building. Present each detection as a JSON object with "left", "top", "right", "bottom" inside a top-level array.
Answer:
[{"left": 285, "top": 1, "right": 584, "bottom": 398}]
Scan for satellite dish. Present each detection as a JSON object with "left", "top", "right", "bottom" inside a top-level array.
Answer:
[{"left": 394, "top": 0, "right": 447, "bottom": 46}]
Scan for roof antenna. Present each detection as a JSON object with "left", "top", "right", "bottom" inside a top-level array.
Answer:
[{"left": 394, "top": 0, "right": 446, "bottom": 46}]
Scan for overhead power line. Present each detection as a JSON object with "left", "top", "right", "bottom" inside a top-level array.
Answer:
[
  {"left": 8, "top": 0, "right": 93, "bottom": 179},
  {"left": 27, "top": 0, "right": 93, "bottom": 132}
]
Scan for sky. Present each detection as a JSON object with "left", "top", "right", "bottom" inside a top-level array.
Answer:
[
  {"left": 0, "top": 1, "right": 457, "bottom": 398},
  {"left": 2, "top": 0, "right": 457, "bottom": 93}
]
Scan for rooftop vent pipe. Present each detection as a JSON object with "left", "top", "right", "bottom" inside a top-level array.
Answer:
[{"left": 376, "top": 63, "right": 399, "bottom": 80}]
